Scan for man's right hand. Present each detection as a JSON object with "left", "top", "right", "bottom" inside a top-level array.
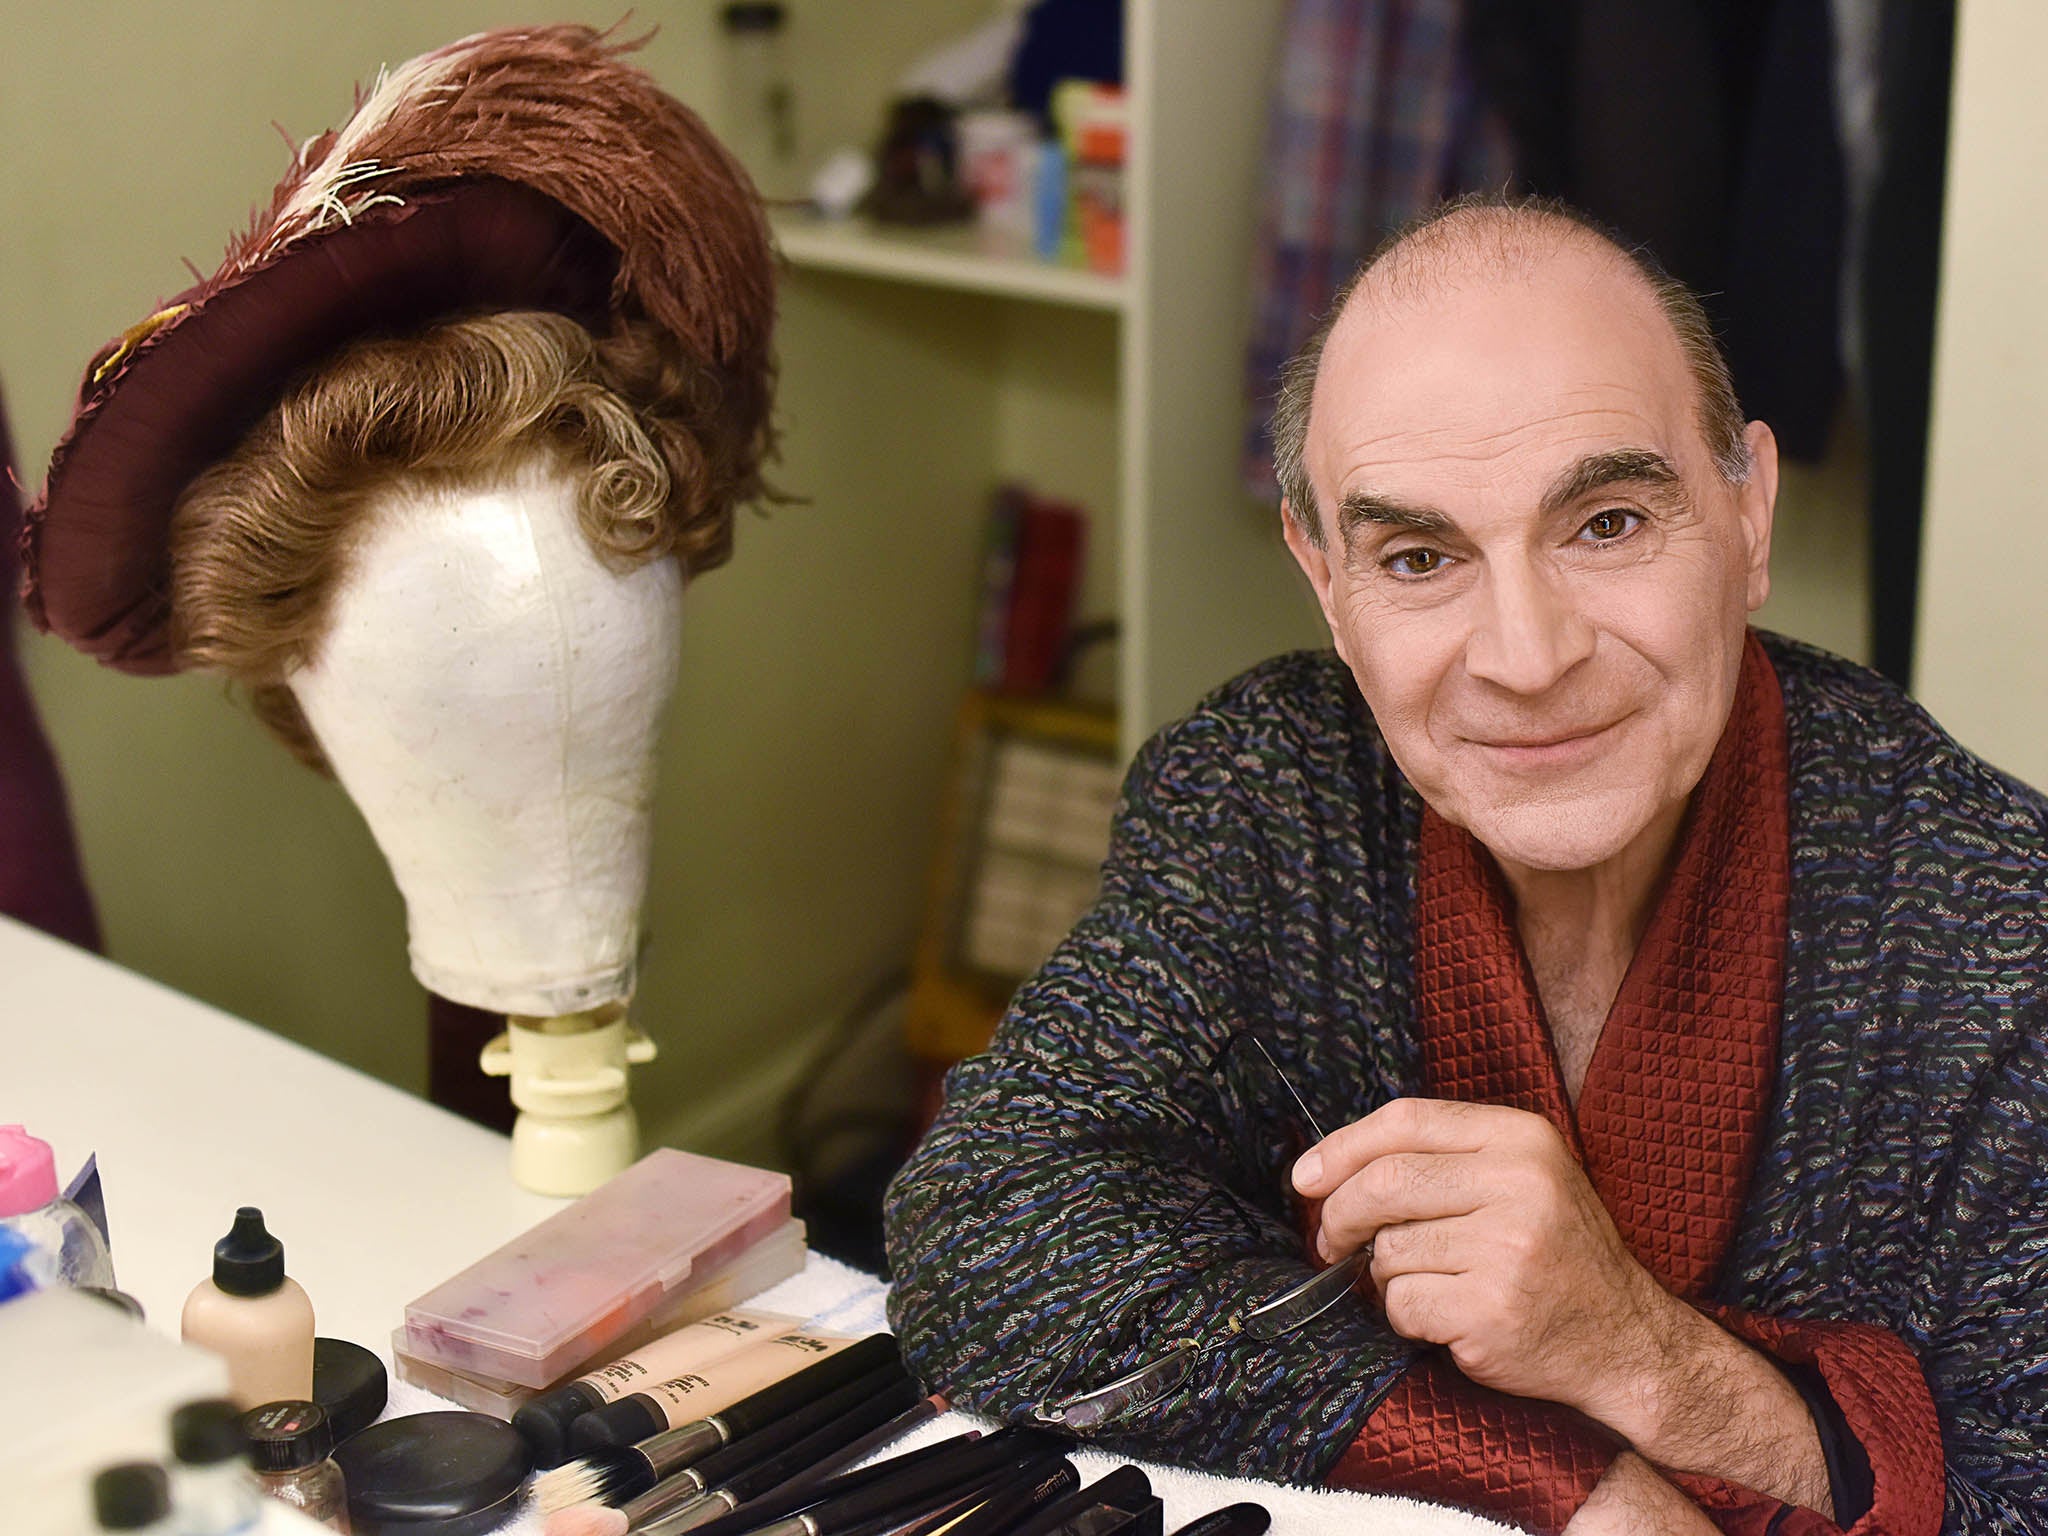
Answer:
[{"left": 1563, "top": 1453, "right": 1719, "bottom": 1536}]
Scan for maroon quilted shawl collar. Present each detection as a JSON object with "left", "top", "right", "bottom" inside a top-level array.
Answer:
[{"left": 1414, "top": 632, "right": 1791, "bottom": 1297}]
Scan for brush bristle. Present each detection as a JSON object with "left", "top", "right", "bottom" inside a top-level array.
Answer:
[
  {"left": 544, "top": 1503, "right": 630, "bottom": 1536},
  {"left": 533, "top": 1445, "right": 655, "bottom": 1513}
]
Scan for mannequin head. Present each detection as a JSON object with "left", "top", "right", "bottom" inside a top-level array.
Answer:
[
  {"left": 166, "top": 309, "right": 738, "bottom": 1015},
  {"left": 169, "top": 308, "right": 757, "bottom": 767}
]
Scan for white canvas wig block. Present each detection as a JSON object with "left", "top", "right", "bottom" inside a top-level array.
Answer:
[{"left": 288, "top": 462, "right": 684, "bottom": 1016}]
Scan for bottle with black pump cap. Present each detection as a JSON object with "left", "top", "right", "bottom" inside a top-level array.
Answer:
[
  {"left": 180, "top": 1208, "right": 315, "bottom": 1409},
  {"left": 92, "top": 1461, "right": 173, "bottom": 1533},
  {"left": 170, "top": 1397, "right": 263, "bottom": 1535},
  {"left": 243, "top": 1401, "right": 351, "bottom": 1532}
]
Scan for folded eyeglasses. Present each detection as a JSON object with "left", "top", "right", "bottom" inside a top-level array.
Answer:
[{"left": 1031, "top": 1032, "right": 1372, "bottom": 1430}]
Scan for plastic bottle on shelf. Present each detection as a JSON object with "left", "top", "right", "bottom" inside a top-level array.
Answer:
[
  {"left": 243, "top": 1402, "right": 352, "bottom": 1533},
  {"left": 170, "top": 1398, "right": 263, "bottom": 1535},
  {"left": 93, "top": 1462, "right": 175, "bottom": 1533},
  {"left": 0, "top": 1124, "right": 115, "bottom": 1290},
  {"left": 181, "top": 1208, "right": 315, "bottom": 1409}
]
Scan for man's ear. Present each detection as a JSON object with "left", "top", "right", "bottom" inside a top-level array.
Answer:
[
  {"left": 1282, "top": 499, "right": 1345, "bottom": 642},
  {"left": 1737, "top": 420, "right": 1779, "bottom": 613}
]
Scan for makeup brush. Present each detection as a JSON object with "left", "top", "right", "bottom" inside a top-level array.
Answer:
[
  {"left": 541, "top": 1431, "right": 979, "bottom": 1536},
  {"left": 663, "top": 1433, "right": 1056, "bottom": 1536},
  {"left": 1165, "top": 1504, "right": 1271, "bottom": 1536},
  {"left": 1001, "top": 1466, "right": 1152, "bottom": 1536},
  {"left": 672, "top": 1427, "right": 1050, "bottom": 1536},
  {"left": 545, "top": 1508, "right": 630, "bottom": 1536},
  {"left": 618, "top": 1387, "right": 934, "bottom": 1533},
  {"left": 537, "top": 1365, "right": 916, "bottom": 1513},
  {"left": 624, "top": 1399, "right": 958, "bottom": 1534},
  {"left": 852, "top": 1456, "right": 1082, "bottom": 1536},
  {"left": 537, "top": 1363, "right": 907, "bottom": 1515},
  {"left": 738, "top": 1431, "right": 1071, "bottom": 1536}
]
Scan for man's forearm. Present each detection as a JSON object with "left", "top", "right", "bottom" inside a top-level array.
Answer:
[{"left": 1589, "top": 1297, "right": 1834, "bottom": 1519}]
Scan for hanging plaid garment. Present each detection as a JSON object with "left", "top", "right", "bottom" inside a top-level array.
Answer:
[{"left": 1240, "top": 0, "right": 1514, "bottom": 501}]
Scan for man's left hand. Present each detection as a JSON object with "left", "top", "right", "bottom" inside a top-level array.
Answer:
[{"left": 1292, "top": 1095, "right": 1675, "bottom": 1426}]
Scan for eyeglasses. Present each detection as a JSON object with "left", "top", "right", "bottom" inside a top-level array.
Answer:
[{"left": 1030, "top": 1032, "right": 1372, "bottom": 1431}]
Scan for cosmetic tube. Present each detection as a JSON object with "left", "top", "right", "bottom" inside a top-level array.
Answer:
[
  {"left": 567, "top": 1331, "right": 861, "bottom": 1449},
  {"left": 514, "top": 1309, "right": 800, "bottom": 1464}
]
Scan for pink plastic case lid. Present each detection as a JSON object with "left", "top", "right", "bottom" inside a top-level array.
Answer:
[{"left": 401, "top": 1149, "right": 791, "bottom": 1387}]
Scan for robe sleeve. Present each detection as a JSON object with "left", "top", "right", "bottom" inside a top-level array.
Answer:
[
  {"left": 1655, "top": 1307, "right": 1944, "bottom": 1536},
  {"left": 1322, "top": 1312, "right": 1934, "bottom": 1536},
  {"left": 1673, "top": 1007, "right": 2048, "bottom": 1536},
  {"left": 882, "top": 713, "right": 1421, "bottom": 1482},
  {"left": 1329, "top": 1357, "right": 1618, "bottom": 1533}
]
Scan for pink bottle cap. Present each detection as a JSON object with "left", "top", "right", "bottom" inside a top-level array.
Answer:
[{"left": 0, "top": 1126, "right": 59, "bottom": 1217}]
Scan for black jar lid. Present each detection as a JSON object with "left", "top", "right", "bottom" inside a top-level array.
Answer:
[
  {"left": 314, "top": 1336, "right": 389, "bottom": 1445},
  {"left": 243, "top": 1400, "right": 334, "bottom": 1472},
  {"left": 333, "top": 1411, "right": 531, "bottom": 1536}
]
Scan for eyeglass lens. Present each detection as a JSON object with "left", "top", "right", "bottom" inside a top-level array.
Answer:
[{"left": 1036, "top": 1339, "right": 1200, "bottom": 1429}]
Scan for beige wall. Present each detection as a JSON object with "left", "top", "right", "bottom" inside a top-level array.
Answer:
[
  {"left": 1, "top": 3, "right": 1004, "bottom": 1163},
  {"left": 4, "top": 0, "right": 1899, "bottom": 1169},
  {"left": 1915, "top": 1, "right": 2048, "bottom": 790}
]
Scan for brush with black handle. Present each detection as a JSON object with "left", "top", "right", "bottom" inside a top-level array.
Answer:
[
  {"left": 536, "top": 1361, "right": 915, "bottom": 1514},
  {"left": 624, "top": 1399, "right": 960, "bottom": 1533},
  {"left": 997, "top": 1466, "right": 1153, "bottom": 1536},
  {"left": 736, "top": 1428, "right": 1072, "bottom": 1536},
  {"left": 841, "top": 1455, "right": 1083, "bottom": 1536}
]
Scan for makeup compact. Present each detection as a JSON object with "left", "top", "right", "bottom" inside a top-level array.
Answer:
[
  {"left": 332, "top": 1412, "right": 530, "bottom": 1536},
  {"left": 314, "top": 1337, "right": 389, "bottom": 1446}
]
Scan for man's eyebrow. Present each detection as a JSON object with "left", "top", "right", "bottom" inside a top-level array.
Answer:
[
  {"left": 1539, "top": 447, "right": 1682, "bottom": 517},
  {"left": 1335, "top": 490, "right": 1455, "bottom": 539}
]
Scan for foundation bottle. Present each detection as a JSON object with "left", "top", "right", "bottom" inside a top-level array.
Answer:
[
  {"left": 242, "top": 1401, "right": 352, "bottom": 1532},
  {"left": 180, "top": 1208, "right": 315, "bottom": 1409}
]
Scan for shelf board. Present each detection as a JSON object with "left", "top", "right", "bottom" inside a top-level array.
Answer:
[{"left": 772, "top": 213, "right": 1127, "bottom": 313}]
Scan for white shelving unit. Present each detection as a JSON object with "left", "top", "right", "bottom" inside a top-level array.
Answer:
[
  {"left": 771, "top": 0, "right": 1324, "bottom": 760},
  {"left": 772, "top": 214, "right": 1126, "bottom": 312}
]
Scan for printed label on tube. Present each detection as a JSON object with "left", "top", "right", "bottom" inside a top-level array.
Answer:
[
  {"left": 637, "top": 1332, "right": 858, "bottom": 1422},
  {"left": 578, "top": 1310, "right": 802, "bottom": 1403}
]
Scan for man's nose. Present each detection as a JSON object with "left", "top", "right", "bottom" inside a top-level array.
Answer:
[{"left": 1463, "top": 561, "right": 1595, "bottom": 695}]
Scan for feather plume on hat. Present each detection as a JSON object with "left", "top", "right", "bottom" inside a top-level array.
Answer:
[{"left": 23, "top": 23, "right": 775, "bottom": 674}]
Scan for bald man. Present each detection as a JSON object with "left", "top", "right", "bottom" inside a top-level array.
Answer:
[{"left": 884, "top": 197, "right": 2047, "bottom": 1536}]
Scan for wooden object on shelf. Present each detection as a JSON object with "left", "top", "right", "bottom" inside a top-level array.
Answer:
[{"left": 905, "top": 691, "right": 1120, "bottom": 1067}]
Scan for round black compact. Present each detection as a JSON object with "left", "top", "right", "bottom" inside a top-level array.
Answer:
[
  {"left": 313, "top": 1336, "right": 389, "bottom": 1445},
  {"left": 332, "top": 1411, "right": 530, "bottom": 1535}
]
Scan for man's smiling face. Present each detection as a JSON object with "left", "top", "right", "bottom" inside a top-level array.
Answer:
[{"left": 1285, "top": 238, "right": 1778, "bottom": 874}]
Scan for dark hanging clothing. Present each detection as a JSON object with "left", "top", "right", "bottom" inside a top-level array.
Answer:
[{"left": 1, "top": 387, "right": 101, "bottom": 954}]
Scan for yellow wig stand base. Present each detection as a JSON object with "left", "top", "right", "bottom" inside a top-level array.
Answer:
[{"left": 479, "top": 1005, "right": 658, "bottom": 1196}]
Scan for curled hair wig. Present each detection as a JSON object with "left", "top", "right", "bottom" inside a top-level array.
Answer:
[{"left": 170, "top": 309, "right": 745, "bottom": 770}]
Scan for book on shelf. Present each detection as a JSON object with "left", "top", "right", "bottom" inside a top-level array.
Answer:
[{"left": 973, "top": 483, "right": 1087, "bottom": 696}]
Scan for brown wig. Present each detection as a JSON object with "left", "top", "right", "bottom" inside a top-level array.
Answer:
[{"left": 170, "top": 308, "right": 749, "bottom": 771}]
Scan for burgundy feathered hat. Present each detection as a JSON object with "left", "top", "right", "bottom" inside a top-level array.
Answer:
[{"left": 22, "top": 23, "right": 774, "bottom": 674}]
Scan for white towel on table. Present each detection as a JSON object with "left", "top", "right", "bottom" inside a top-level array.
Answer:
[{"left": 386, "top": 1252, "right": 1513, "bottom": 1536}]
